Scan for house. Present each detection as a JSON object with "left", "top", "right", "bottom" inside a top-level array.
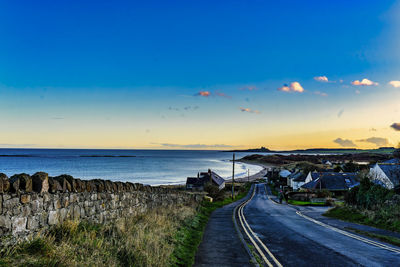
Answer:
[
  {"left": 186, "top": 169, "right": 225, "bottom": 191},
  {"left": 301, "top": 172, "right": 359, "bottom": 192},
  {"left": 290, "top": 172, "right": 307, "bottom": 191},
  {"left": 369, "top": 162, "right": 400, "bottom": 189}
]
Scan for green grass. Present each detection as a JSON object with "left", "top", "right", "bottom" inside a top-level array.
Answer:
[
  {"left": 287, "top": 199, "right": 326, "bottom": 206},
  {"left": 170, "top": 183, "right": 251, "bottom": 266},
  {"left": 345, "top": 227, "right": 400, "bottom": 247},
  {"left": 324, "top": 206, "right": 400, "bottom": 233}
]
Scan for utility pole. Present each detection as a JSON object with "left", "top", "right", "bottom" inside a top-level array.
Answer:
[{"left": 232, "top": 153, "right": 235, "bottom": 200}]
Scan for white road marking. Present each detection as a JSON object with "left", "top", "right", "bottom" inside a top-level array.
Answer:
[{"left": 296, "top": 211, "right": 400, "bottom": 254}]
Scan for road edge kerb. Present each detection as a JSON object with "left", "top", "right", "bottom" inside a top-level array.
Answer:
[
  {"left": 232, "top": 184, "right": 260, "bottom": 267},
  {"left": 296, "top": 211, "right": 400, "bottom": 254}
]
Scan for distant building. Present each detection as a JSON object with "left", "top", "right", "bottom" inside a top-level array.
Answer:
[
  {"left": 186, "top": 169, "right": 225, "bottom": 191},
  {"left": 301, "top": 172, "right": 359, "bottom": 191},
  {"left": 369, "top": 162, "right": 400, "bottom": 189},
  {"left": 321, "top": 160, "right": 333, "bottom": 166}
]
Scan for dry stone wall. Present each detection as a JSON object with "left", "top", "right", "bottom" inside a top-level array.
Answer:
[{"left": 0, "top": 172, "right": 202, "bottom": 246}]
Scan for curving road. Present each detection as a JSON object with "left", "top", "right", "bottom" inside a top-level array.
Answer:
[{"left": 241, "top": 184, "right": 400, "bottom": 267}]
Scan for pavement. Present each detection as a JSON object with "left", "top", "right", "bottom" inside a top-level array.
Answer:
[
  {"left": 193, "top": 190, "right": 253, "bottom": 267},
  {"left": 244, "top": 184, "right": 400, "bottom": 266}
]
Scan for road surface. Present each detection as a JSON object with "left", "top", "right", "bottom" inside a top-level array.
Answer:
[{"left": 239, "top": 183, "right": 400, "bottom": 266}]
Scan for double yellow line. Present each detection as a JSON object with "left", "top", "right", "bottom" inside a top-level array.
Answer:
[{"left": 236, "top": 185, "right": 283, "bottom": 267}]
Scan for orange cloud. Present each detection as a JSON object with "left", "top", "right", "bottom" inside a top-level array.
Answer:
[
  {"left": 389, "top": 81, "right": 400, "bottom": 88},
  {"left": 278, "top": 82, "right": 304, "bottom": 93},
  {"left": 351, "top": 78, "right": 378, "bottom": 86},
  {"left": 314, "top": 76, "right": 329, "bottom": 82},
  {"left": 239, "top": 107, "right": 260, "bottom": 114},
  {"left": 198, "top": 91, "right": 211, "bottom": 97}
]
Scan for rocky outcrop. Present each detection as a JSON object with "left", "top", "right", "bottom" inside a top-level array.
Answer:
[{"left": 0, "top": 172, "right": 202, "bottom": 246}]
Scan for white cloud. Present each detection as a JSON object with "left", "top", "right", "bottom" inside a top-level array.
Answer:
[
  {"left": 389, "top": 81, "right": 400, "bottom": 88},
  {"left": 278, "top": 82, "right": 304, "bottom": 93},
  {"left": 351, "top": 78, "right": 378, "bottom": 86},
  {"left": 314, "top": 76, "right": 329, "bottom": 82}
]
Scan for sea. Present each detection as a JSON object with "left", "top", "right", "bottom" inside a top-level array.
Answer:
[{"left": 0, "top": 149, "right": 267, "bottom": 185}]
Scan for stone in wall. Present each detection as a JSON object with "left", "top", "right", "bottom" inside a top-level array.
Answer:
[
  {"left": 53, "top": 175, "right": 72, "bottom": 192},
  {"left": 32, "top": 172, "right": 49, "bottom": 193},
  {"left": 48, "top": 177, "right": 63, "bottom": 193},
  {"left": 10, "top": 173, "right": 32, "bottom": 193},
  {"left": 0, "top": 173, "right": 10, "bottom": 193}
]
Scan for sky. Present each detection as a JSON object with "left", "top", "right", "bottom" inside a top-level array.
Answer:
[{"left": 1, "top": 0, "right": 400, "bottom": 150}]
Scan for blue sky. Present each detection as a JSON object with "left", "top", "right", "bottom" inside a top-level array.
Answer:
[{"left": 0, "top": 0, "right": 400, "bottom": 149}]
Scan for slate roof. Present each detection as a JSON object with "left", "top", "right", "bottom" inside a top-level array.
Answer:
[
  {"left": 377, "top": 164, "right": 400, "bottom": 187},
  {"left": 187, "top": 170, "right": 225, "bottom": 187},
  {"left": 186, "top": 177, "right": 206, "bottom": 187},
  {"left": 301, "top": 172, "right": 359, "bottom": 190},
  {"left": 279, "top": 170, "right": 291, "bottom": 178},
  {"left": 210, "top": 172, "right": 225, "bottom": 186},
  {"left": 292, "top": 172, "right": 307, "bottom": 182}
]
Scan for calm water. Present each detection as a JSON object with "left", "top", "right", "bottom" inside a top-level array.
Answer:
[{"left": 0, "top": 149, "right": 266, "bottom": 185}]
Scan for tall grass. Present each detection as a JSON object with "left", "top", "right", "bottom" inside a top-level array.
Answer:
[{"left": 0, "top": 204, "right": 197, "bottom": 267}]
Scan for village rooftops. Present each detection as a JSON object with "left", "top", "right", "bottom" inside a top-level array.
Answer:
[{"left": 301, "top": 172, "right": 359, "bottom": 191}]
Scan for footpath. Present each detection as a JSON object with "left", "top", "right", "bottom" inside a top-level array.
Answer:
[{"left": 193, "top": 190, "right": 253, "bottom": 267}]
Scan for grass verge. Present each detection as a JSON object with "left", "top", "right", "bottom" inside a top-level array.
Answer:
[
  {"left": 324, "top": 206, "right": 400, "bottom": 233},
  {"left": 344, "top": 227, "right": 400, "bottom": 247},
  {"left": 287, "top": 199, "right": 326, "bottom": 206},
  {"left": 170, "top": 182, "right": 252, "bottom": 266}
]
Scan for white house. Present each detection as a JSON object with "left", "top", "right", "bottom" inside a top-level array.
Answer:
[
  {"left": 305, "top": 171, "right": 320, "bottom": 184},
  {"left": 290, "top": 172, "right": 307, "bottom": 191},
  {"left": 369, "top": 163, "right": 400, "bottom": 189}
]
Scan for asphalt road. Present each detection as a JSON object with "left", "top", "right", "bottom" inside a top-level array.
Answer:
[{"left": 243, "top": 184, "right": 400, "bottom": 266}]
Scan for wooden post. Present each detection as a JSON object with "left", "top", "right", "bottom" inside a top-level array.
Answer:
[{"left": 232, "top": 153, "right": 235, "bottom": 199}]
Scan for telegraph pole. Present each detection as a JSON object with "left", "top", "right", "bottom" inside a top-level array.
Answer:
[{"left": 232, "top": 153, "right": 235, "bottom": 199}]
